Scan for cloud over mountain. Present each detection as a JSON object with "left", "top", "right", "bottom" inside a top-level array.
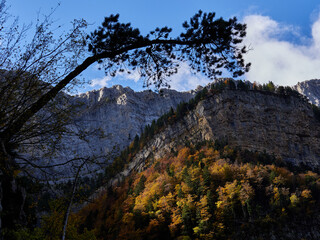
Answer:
[{"left": 243, "top": 14, "right": 320, "bottom": 86}]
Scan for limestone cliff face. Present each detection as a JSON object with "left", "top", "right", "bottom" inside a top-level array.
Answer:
[
  {"left": 27, "top": 81, "right": 320, "bottom": 179},
  {"left": 200, "top": 90, "right": 320, "bottom": 167},
  {"left": 112, "top": 90, "right": 320, "bottom": 184},
  {"left": 22, "top": 85, "right": 195, "bottom": 178},
  {"left": 294, "top": 79, "right": 320, "bottom": 106},
  {"left": 72, "top": 85, "right": 195, "bottom": 155}
]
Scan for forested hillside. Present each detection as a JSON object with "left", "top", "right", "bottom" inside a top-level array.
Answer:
[{"left": 43, "top": 142, "right": 320, "bottom": 239}]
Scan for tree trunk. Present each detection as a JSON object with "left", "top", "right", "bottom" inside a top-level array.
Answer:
[{"left": 61, "top": 160, "right": 86, "bottom": 240}]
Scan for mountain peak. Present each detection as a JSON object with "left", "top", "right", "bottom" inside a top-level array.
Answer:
[{"left": 294, "top": 79, "right": 320, "bottom": 106}]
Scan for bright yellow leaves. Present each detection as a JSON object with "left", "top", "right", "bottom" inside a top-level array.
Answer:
[
  {"left": 239, "top": 180, "right": 254, "bottom": 206},
  {"left": 290, "top": 193, "right": 299, "bottom": 207},
  {"left": 169, "top": 207, "right": 183, "bottom": 233},
  {"left": 198, "top": 195, "right": 211, "bottom": 222},
  {"left": 134, "top": 177, "right": 163, "bottom": 211},
  {"left": 216, "top": 180, "right": 240, "bottom": 209},
  {"left": 301, "top": 189, "right": 312, "bottom": 199},
  {"left": 216, "top": 180, "right": 254, "bottom": 210}
]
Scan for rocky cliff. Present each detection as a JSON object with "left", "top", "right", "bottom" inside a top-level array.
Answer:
[
  {"left": 110, "top": 89, "right": 320, "bottom": 185},
  {"left": 28, "top": 85, "right": 195, "bottom": 178},
  {"left": 26, "top": 79, "right": 320, "bottom": 178},
  {"left": 294, "top": 79, "right": 320, "bottom": 106},
  {"left": 73, "top": 85, "right": 195, "bottom": 156}
]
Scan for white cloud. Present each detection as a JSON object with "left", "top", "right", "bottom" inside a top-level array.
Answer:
[
  {"left": 90, "top": 76, "right": 111, "bottom": 87},
  {"left": 167, "top": 62, "right": 211, "bottom": 91},
  {"left": 89, "top": 69, "right": 141, "bottom": 88},
  {"left": 312, "top": 16, "right": 320, "bottom": 50},
  {"left": 243, "top": 14, "right": 320, "bottom": 86},
  {"left": 90, "top": 62, "right": 211, "bottom": 91},
  {"left": 118, "top": 70, "right": 140, "bottom": 82}
]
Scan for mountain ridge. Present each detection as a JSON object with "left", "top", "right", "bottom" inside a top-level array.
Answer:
[
  {"left": 103, "top": 85, "right": 320, "bottom": 190},
  {"left": 23, "top": 79, "right": 320, "bottom": 178}
]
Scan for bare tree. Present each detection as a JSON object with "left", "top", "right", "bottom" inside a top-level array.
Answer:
[{"left": 0, "top": 2, "right": 88, "bottom": 170}]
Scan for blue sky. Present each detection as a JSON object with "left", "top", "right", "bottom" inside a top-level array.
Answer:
[{"left": 9, "top": 0, "right": 320, "bottom": 92}]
